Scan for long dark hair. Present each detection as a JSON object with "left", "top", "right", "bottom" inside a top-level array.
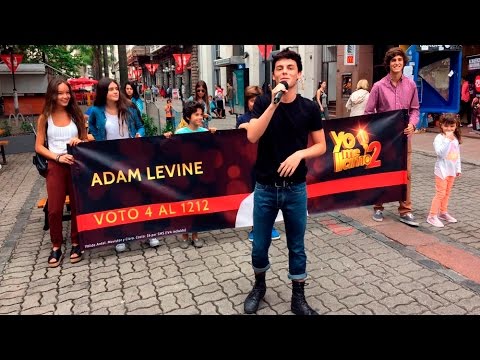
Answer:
[
  {"left": 123, "top": 81, "right": 140, "bottom": 100},
  {"left": 41, "top": 76, "right": 86, "bottom": 139},
  {"left": 193, "top": 80, "right": 210, "bottom": 114},
  {"left": 94, "top": 77, "right": 132, "bottom": 124}
]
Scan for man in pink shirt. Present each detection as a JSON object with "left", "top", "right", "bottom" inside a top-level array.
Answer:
[{"left": 364, "top": 47, "right": 420, "bottom": 226}]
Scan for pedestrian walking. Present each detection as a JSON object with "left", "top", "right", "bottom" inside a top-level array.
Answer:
[{"left": 345, "top": 79, "right": 370, "bottom": 117}]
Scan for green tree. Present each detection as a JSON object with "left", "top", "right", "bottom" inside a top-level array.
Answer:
[
  {"left": 0, "top": 45, "right": 95, "bottom": 78},
  {"left": 17, "top": 45, "right": 83, "bottom": 77},
  {"left": 142, "top": 113, "right": 158, "bottom": 136},
  {"left": 70, "top": 45, "right": 94, "bottom": 67}
]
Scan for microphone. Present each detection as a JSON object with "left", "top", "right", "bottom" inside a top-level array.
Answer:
[{"left": 273, "top": 81, "right": 289, "bottom": 104}]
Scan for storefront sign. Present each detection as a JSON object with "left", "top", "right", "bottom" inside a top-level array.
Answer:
[{"left": 344, "top": 45, "right": 356, "bottom": 65}]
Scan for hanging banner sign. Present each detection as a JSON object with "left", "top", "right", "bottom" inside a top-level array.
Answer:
[
  {"left": 145, "top": 63, "right": 159, "bottom": 75},
  {"left": 257, "top": 45, "right": 273, "bottom": 60},
  {"left": 0, "top": 54, "right": 23, "bottom": 73},
  {"left": 173, "top": 54, "right": 191, "bottom": 74}
]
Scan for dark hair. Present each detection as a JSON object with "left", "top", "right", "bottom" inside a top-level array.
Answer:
[
  {"left": 317, "top": 81, "right": 326, "bottom": 89},
  {"left": 383, "top": 47, "right": 409, "bottom": 72},
  {"left": 41, "top": 76, "right": 86, "bottom": 140},
  {"left": 272, "top": 48, "right": 302, "bottom": 72},
  {"left": 123, "top": 81, "right": 140, "bottom": 100},
  {"left": 194, "top": 80, "right": 210, "bottom": 113},
  {"left": 439, "top": 113, "right": 462, "bottom": 144},
  {"left": 182, "top": 100, "right": 204, "bottom": 123},
  {"left": 94, "top": 77, "right": 133, "bottom": 124}
]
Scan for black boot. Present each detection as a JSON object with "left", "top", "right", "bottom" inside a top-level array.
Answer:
[
  {"left": 291, "top": 281, "right": 318, "bottom": 315},
  {"left": 244, "top": 272, "right": 266, "bottom": 314}
]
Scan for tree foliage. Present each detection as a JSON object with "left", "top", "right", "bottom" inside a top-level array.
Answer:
[
  {"left": 17, "top": 45, "right": 85, "bottom": 77},
  {"left": 1, "top": 45, "right": 95, "bottom": 78},
  {"left": 142, "top": 113, "right": 159, "bottom": 136}
]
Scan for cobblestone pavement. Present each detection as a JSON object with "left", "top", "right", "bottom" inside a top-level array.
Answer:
[{"left": 0, "top": 122, "right": 479, "bottom": 315}]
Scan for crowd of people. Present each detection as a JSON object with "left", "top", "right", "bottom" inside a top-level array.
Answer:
[{"left": 34, "top": 46, "right": 468, "bottom": 315}]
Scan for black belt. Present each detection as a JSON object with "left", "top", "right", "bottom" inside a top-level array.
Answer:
[{"left": 258, "top": 179, "right": 303, "bottom": 188}]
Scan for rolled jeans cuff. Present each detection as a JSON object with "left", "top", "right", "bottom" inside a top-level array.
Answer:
[
  {"left": 288, "top": 272, "right": 307, "bottom": 281},
  {"left": 253, "top": 263, "right": 271, "bottom": 274}
]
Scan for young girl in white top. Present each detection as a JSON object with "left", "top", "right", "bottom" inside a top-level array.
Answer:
[
  {"left": 426, "top": 113, "right": 462, "bottom": 227},
  {"left": 35, "top": 77, "right": 89, "bottom": 267}
]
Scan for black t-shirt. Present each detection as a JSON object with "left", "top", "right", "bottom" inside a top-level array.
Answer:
[{"left": 252, "top": 93, "right": 323, "bottom": 184}]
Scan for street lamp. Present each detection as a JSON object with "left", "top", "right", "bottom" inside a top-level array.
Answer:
[
  {"left": 162, "top": 64, "right": 175, "bottom": 95},
  {"left": 9, "top": 47, "right": 18, "bottom": 115}
]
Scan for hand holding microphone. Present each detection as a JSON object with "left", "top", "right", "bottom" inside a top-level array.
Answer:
[{"left": 273, "top": 81, "right": 289, "bottom": 104}]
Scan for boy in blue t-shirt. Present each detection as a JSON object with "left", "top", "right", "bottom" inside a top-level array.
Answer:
[{"left": 165, "top": 101, "right": 216, "bottom": 249}]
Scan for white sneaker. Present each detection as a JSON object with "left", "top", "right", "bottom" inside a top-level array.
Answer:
[
  {"left": 427, "top": 215, "right": 444, "bottom": 228},
  {"left": 115, "top": 243, "right": 127, "bottom": 252},
  {"left": 148, "top": 238, "right": 160, "bottom": 247},
  {"left": 438, "top": 213, "right": 458, "bottom": 223}
]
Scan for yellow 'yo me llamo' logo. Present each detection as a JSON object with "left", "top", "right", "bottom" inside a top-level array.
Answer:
[{"left": 329, "top": 128, "right": 382, "bottom": 173}]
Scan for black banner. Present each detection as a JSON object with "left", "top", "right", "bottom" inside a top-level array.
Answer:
[{"left": 71, "top": 110, "right": 407, "bottom": 249}]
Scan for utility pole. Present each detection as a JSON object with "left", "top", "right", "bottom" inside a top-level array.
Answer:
[{"left": 10, "top": 47, "right": 18, "bottom": 115}]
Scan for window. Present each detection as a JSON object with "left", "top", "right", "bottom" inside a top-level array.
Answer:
[
  {"left": 233, "top": 45, "right": 244, "bottom": 57},
  {"left": 215, "top": 68, "right": 220, "bottom": 87},
  {"left": 322, "top": 45, "right": 337, "bottom": 63}
]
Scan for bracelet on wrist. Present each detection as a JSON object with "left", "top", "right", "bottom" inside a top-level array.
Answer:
[{"left": 56, "top": 154, "right": 61, "bottom": 163}]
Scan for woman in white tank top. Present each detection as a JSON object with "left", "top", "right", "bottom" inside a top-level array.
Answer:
[{"left": 34, "top": 77, "right": 89, "bottom": 268}]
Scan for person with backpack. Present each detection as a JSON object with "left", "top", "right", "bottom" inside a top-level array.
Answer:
[{"left": 34, "top": 77, "right": 89, "bottom": 267}]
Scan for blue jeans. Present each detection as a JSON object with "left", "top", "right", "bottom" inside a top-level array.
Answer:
[
  {"left": 252, "top": 181, "right": 307, "bottom": 280},
  {"left": 418, "top": 112, "right": 428, "bottom": 130}
]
